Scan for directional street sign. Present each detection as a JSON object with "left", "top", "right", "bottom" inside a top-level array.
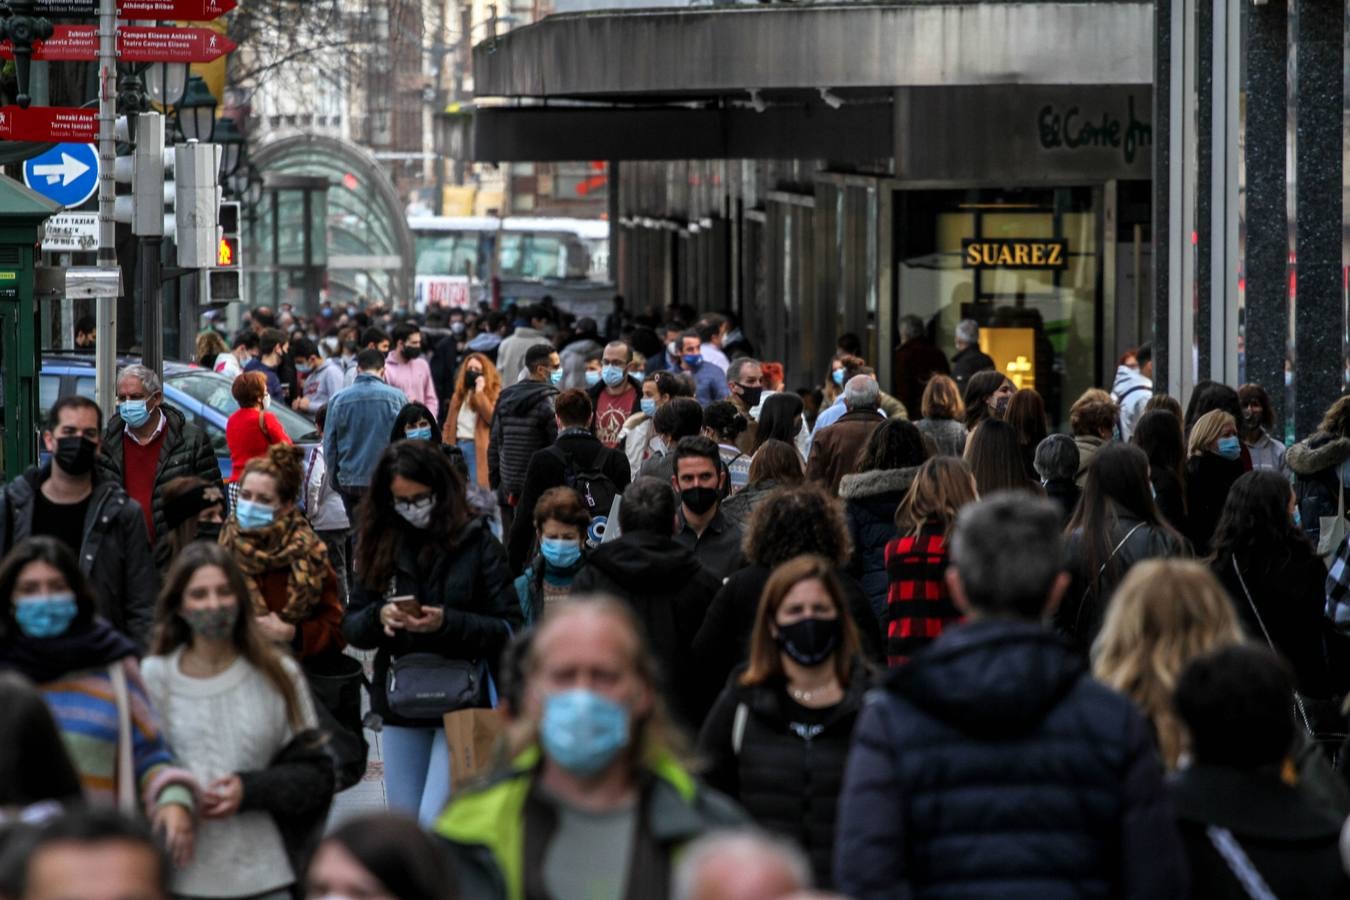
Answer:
[
  {"left": 23, "top": 143, "right": 100, "bottom": 209},
  {"left": 42, "top": 212, "right": 99, "bottom": 252},
  {"left": 0, "top": 106, "right": 97, "bottom": 143},
  {"left": 1, "top": 25, "right": 236, "bottom": 62},
  {"left": 34, "top": 0, "right": 235, "bottom": 19}
]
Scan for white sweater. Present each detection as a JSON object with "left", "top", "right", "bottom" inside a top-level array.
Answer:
[{"left": 141, "top": 649, "right": 317, "bottom": 899}]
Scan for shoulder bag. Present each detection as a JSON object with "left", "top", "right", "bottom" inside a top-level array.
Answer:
[
  {"left": 386, "top": 654, "right": 490, "bottom": 721},
  {"left": 1231, "top": 557, "right": 1316, "bottom": 736}
]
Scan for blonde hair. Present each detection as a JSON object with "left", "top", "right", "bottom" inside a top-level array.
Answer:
[
  {"left": 1091, "top": 559, "right": 1245, "bottom": 768},
  {"left": 1186, "top": 409, "right": 1236, "bottom": 459},
  {"left": 896, "top": 456, "right": 977, "bottom": 538}
]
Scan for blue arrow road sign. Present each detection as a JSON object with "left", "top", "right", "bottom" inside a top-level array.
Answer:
[{"left": 23, "top": 143, "right": 99, "bottom": 209}]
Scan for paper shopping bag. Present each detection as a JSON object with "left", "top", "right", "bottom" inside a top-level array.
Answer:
[{"left": 443, "top": 707, "right": 503, "bottom": 791}]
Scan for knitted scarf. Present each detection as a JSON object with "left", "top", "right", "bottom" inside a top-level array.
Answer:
[{"left": 219, "top": 507, "right": 327, "bottom": 623}]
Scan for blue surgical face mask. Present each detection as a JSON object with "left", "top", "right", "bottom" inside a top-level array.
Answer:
[
  {"left": 406, "top": 426, "right": 433, "bottom": 441},
  {"left": 118, "top": 399, "right": 150, "bottom": 428},
  {"left": 540, "top": 689, "right": 629, "bottom": 777},
  {"left": 235, "top": 498, "right": 276, "bottom": 530},
  {"left": 585, "top": 370, "right": 602, "bottom": 388},
  {"left": 601, "top": 365, "right": 626, "bottom": 388},
  {"left": 540, "top": 537, "right": 582, "bottom": 569},
  {"left": 1216, "top": 436, "right": 1242, "bottom": 461},
  {"left": 550, "top": 368, "right": 564, "bottom": 386},
  {"left": 14, "top": 594, "right": 78, "bottom": 639},
  {"left": 640, "top": 398, "right": 657, "bottom": 417},
  {"left": 831, "top": 369, "right": 845, "bottom": 387},
  {"left": 682, "top": 353, "right": 702, "bottom": 369}
]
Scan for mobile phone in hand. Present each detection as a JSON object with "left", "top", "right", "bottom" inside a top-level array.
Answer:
[{"left": 391, "top": 596, "right": 423, "bottom": 617}]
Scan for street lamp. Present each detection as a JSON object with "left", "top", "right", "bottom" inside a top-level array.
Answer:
[
  {"left": 143, "top": 61, "right": 190, "bottom": 109},
  {"left": 176, "top": 75, "right": 218, "bottom": 143},
  {"left": 213, "top": 114, "right": 245, "bottom": 181}
]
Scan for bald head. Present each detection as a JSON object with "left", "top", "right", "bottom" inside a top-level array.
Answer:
[{"left": 673, "top": 831, "right": 811, "bottom": 900}]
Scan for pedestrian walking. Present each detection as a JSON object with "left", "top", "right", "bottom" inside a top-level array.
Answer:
[
  {"left": 964, "top": 418, "right": 1038, "bottom": 495},
  {"left": 721, "top": 439, "right": 804, "bottom": 530},
  {"left": 676, "top": 330, "right": 730, "bottom": 405},
  {"left": 391, "top": 402, "right": 441, "bottom": 445},
  {"left": 243, "top": 329, "right": 289, "bottom": 402},
  {"left": 305, "top": 405, "right": 351, "bottom": 604},
  {"left": 1069, "top": 389, "right": 1119, "bottom": 485},
  {"left": 290, "top": 336, "right": 344, "bottom": 415},
  {"left": 1005, "top": 388, "right": 1048, "bottom": 482},
  {"left": 225, "top": 370, "right": 292, "bottom": 506},
  {"left": 384, "top": 322, "right": 439, "bottom": 412},
  {"left": 514, "top": 487, "right": 590, "bottom": 625},
  {"left": 307, "top": 814, "right": 458, "bottom": 900},
  {"left": 1238, "top": 383, "right": 1288, "bottom": 475},
  {"left": 698, "top": 555, "right": 871, "bottom": 888},
  {"left": 672, "top": 436, "right": 745, "bottom": 580},
  {"left": 949, "top": 318, "right": 995, "bottom": 393},
  {"left": 496, "top": 305, "right": 552, "bottom": 387},
  {"left": 913, "top": 374, "right": 967, "bottom": 458},
  {"left": 1033, "top": 433, "right": 1080, "bottom": 524},
  {"left": 751, "top": 391, "right": 805, "bottom": 462},
  {"left": 1112, "top": 342, "right": 1153, "bottom": 442},
  {"left": 960, "top": 369, "right": 1014, "bottom": 432},
  {"left": 637, "top": 396, "right": 703, "bottom": 484},
  {"left": 324, "top": 348, "right": 408, "bottom": 517},
  {"left": 435, "top": 598, "right": 744, "bottom": 899},
  {"left": 443, "top": 352, "right": 501, "bottom": 490},
  {"left": 884, "top": 456, "right": 977, "bottom": 665},
  {"left": 723, "top": 358, "right": 763, "bottom": 452},
  {"left": 489, "top": 343, "right": 561, "bottom": 539},
  {"left": 1184, "top": 409, "right": 1245, "bottom": 557},
  {"left": 141, "top": 543, "right": 327, "bottom": 899},
  {"left": 1289, "top": 394, "right": 1350, "bottom": 550},
  {"left": 806, "top": 375, "right": 886, "bottom": 494},
  {"left": 1132, "top": 408, "right": 1188, "bottom": 533},
  {"left": 160, "top": 476, "right": 226, "bottom": 565},
  {"left": 702, "top": 401, "right": 751, "bottom": 496},
  {"left": 834, "top": 494, "right": 1188, "bottom": 899},
  {"left": 892, "top": 315, "right": 950, "bottom": 420},
  {"left": 343, "top": 441, "right": 521, "bottom": 825}
]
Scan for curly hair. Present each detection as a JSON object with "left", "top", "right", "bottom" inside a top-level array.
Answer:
[
  {"left": 742, "top": 483, "right": 852, "bottom": 568},
  {"left": 240, "top": 443, "right": 304, "bottom": 505}
]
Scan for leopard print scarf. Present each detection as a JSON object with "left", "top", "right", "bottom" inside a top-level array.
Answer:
[{"left": 219, "top": 507, "right": 327, "bottom": 623}]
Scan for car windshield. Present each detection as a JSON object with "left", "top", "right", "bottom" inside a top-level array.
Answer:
[{"left": 168, "top": 371, "right": 320, "bottom": 443}]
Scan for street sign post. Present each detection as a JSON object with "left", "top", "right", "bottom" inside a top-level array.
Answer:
[
  {"left": 33, "top": 0, "right": 234, "bottom": 18},
  {"left": 2, "top": 24, "right": 236, "bottom": 62},
  {"left": 22, "top": 143, "right": 99, "bottom": 208},
  {"left": 0, "top": 106, "right": 97, "bottom": 142},
  {"left": 41, "top": 212, "right": 99, "bottom": 252}
]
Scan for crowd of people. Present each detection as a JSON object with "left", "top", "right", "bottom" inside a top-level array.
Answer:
[{"left": 3, "top": 297, "right": 1350, "bottom": 898}]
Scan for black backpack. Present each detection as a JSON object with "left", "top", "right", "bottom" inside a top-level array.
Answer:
[{"left": 556, "top": 447, "right": 619, "bottom": 521}]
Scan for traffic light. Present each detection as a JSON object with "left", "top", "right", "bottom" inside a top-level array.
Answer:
[{"left": 207, "top": 200, "right": 242, "bottom": 306}]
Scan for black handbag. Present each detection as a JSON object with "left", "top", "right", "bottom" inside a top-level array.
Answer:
[
  {"left": 303, "top": 653, "right": 370, "bottom": 792},
  {"left": 386, "top": 653, "right": 490, "bottom": 720}
]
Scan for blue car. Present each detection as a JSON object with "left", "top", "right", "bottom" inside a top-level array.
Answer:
[{"left": 42, "top": 355, "right": 321, "bottom": 480}]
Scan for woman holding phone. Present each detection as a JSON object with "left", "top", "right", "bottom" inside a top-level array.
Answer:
[{"left": 342, "top": 441, "right": 521, "bottom": 825}]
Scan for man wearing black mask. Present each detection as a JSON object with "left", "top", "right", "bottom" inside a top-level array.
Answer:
[
  {"left": 0, "top": 397, "right": 158, "bottom": 648},
  {"left": 671, "top": 435, "right": 744, "bottom": 580},
  {"left": 725, "top": 357, "right": 764, "bottom": 453}
]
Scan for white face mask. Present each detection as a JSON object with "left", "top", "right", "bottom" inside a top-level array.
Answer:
[{"left": 394, "top": 496, "right": 435, "bottom": 529}]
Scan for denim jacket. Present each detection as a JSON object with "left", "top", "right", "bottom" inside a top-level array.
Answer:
[{"left": 323, "top": 374, "right": 407, "bottom": 489}]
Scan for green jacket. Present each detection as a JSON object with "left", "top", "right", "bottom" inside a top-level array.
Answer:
[{"left": 435, "top": 746, "right": 745, "bottom": 900}]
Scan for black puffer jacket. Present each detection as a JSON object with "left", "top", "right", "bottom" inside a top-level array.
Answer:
[
  {"left": 1288, "top": 432, "right": 1350, "bottom": 549},
  {"left": 840, "top": 467, "right": 919, "bottom": 621},
  {"left": 1184, "top": 452, "right": 1244, "bottom": 557},
  {"left": 1058, "top": 510, "right": 1185, "bottom": 653},
  {"left": 698, "top": 662, "right": 872, "bottom": 888},
  {"left": 571, "top": 531, "right": 718, "bottom": 727},
  {"left": 0, "top": 468, "right": 159, "bottom": 649},
  {"left": 342, "top": 517, "right": 523, "bottom": 728},
  {"left": 487, "top": 379, "right": 558, "bottom": 498},
  {"left": 835, "top": 619, "right": 1188, "bottom": 899},
  {"left": 96, "top": 405, "right": 223, "bottom": 568}
]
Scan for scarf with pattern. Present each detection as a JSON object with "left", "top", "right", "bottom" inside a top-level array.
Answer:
[{"left": 219, "top": 507, "right": 327, "bottom": 622}]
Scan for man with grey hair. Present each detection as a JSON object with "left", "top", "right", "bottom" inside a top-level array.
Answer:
[
  {"left": 950, "top": 317, "right": 995, "bottom": 392},
  {"left": 724, "top": 356, "right": 763, "bottom": 452},
  {"left": 672, "top": 830, "right": 811, "bottom": 900},
  {"left": 805, "top": 374, "right": 885, "bottom": 494},
  {"left": 892, "top": 314, "right": 949, "bottom": 420},
  {"left": 97, "top": 363, "right": 222, "bottom": 567},
  {"left": 1033, "top": 433, "right": 1081, "bottom": 523},
  {"left": 835, "top": 494, "right": 1187, "bottom": 899}
]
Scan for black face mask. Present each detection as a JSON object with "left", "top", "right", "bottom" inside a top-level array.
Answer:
[
  {"left": 195, "top": 521, "right": 223, "bottom": 543},
  {"left": 775, "top": 617, "right": 842, "bottom": 667},
  {"left": 737, "top": 385, "right": 763, "bottom": 409},
  {"left": 402, "top": 344, "right": 423, "bottom": 360},
  {"left": 54, "top": 436, "right": 97, "bottom": 477},
  {"left": 681, "top": 486, "right": 720, "bottom": 515}
]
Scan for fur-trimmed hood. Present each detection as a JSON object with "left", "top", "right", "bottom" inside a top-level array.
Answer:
[
  {"left": 1287, "top": 433, "right": 1350, "bottom": 476},
  {"left": 838, "top": 465, "right": 922, "bottom": 501}
]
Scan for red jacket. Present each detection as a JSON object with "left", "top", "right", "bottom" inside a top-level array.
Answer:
[
  {"left": 226, "top": 408, "right": 291, "bottom": 483},
  {"left": 884, "top": 523, "right": 961, "bottom": 665}
]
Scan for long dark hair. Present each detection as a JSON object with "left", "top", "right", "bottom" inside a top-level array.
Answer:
[
  {"left": 962, "top": 370, "right": 1010, "bottom": 430},
  {"left": 1184, "top": 380, "right": 1241, "bottom": 437},
  {"left": 856, "top": 419, "right": 928, "bottom": 473},
  {"left": 0, "top": 671, "right": 83, "bottom": 806},
  {"left": 0, "top": 537, "right": 97, "bottom": 642},
  {"left": 356, "top": 441, "right": 470, "bottom": 590},
  {"left": 964, "top": 419, "right": 1033, "bottom": 496},
  {"left": 753, "top": 393, "right": 804, "bottom": 452},
  {"left": 1133, "top": 409, "right": 1186, "bottom": 482},
  {"left": 314, "top": 814, "right": 457, "bottom": 900},
  {"left": 390, "top": 403, "right": 442, "bottom": 445},
  {"left": 1210, "top": 471, "right": 1307, "bottom": 573},
  {"left": 151, "top": 543, "right": 307, "bottom": 730},
  {"left": 1067, "top": 443, "right": 1183, "bottom": 590}
]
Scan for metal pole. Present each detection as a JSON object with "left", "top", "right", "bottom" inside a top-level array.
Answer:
[
  {"left": 95, "top": 0, "right": 118, "bottom": 415},
  {"left": 134, "top": 112, "right": 166, "bottom": 378}
]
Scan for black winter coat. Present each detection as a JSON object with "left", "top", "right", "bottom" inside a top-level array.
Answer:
[
  {"left": 691, "top": 564, "right": 884, "bottom": 712},
  {"left": 949, "top": 346, "right": 995, "bottom": 392},
  {"left": 96, "top": 405, "right": 223, "bottom": 568},
  {"left": 506, "top": 429, "right": 630, "bottom": 574},
  {"left": 342, "top": 517, "right": 523, "bottom": 728},
  {"left": 1288, "top": 432, "right": 1350, "bottom": 549},
  {"left": 1042, "top": 477, "right": 1080, "bottom": 525},
  {"left": 239, "top": 729, "right": 336, "bottom": 879},
  {"left": 1184, "top": 452, "right": 1244, "bottom": 557},
  {"left": 840, "top": 466, "right": 919, "bottom": 622},
  {"left": 698, "top": 662, "right": 871, "bottom": 888},
  {"left": 1170, "top": 765, "right": 1350, "bottom": 899},
  {"left": 1150, "top": 467, "right": 1187, "bottom": 534},
  {"left": 571, "top": 531, "right": 718, "bottom": 727},
  {"left": 0, "top": 468, "right": 159, "bottom": 650},
  {"left": 834, "top": 619, "right": 1188, "bottom": 900},
  {"left": 487, "top": 379, "right": 558, "bottom": 497}
]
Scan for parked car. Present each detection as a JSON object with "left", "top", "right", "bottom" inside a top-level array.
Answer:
[{"left": 41, "top": 355, "right": 320, "bottom": 480}]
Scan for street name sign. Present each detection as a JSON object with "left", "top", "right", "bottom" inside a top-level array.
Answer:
[
  {"left": 33, "top": 0, "right": 235, "bottom": 19},
  {"left": 42, "top": 212, "right": 100, "bottom": 252},
  {"left": 2, "top": 25, "right": 236, "bottom": 62},
  {"left": 0, "top": 106, "right": 97, "bottom": 143}
]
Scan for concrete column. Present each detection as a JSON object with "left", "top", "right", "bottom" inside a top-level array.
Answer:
[
  {"left": 1244, "top": 0, "right": 1288, "bottom": 418},
  {"left": 1294, "top": 0, "right": 1343, "bottom": 436},
  {"left": 1152, "top": 0, "right": 1170, "bottom": 391}
]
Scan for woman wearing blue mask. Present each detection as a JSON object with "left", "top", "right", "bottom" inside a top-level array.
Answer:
[
  {"left": 219, "top": 444, "right": 345, "bottom": 664},
  {"left": 390, "top": 402, "right": 440, "bottom": 445},
  {"left": 620, "top": 371, "right": 691, "bottom": 479},
  {"left": 1184, "top": 409, "right": 1246, "bottom": 557},
  {"left": 0, "top": 536, "right": 197, "bottom": 862},
  {"left": 344, "top": 441, "right": 522, "bottom": 826},
  {"left": 514, "top": 487, "right": 590, "bottom": 624}
]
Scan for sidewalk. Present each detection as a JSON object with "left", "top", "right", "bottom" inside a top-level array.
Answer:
[{"left": 327, "top": 649, "right": 388, "bottom": 828}]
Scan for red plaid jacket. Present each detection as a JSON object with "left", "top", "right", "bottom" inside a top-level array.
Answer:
[{"left": 884, "top": 524, "right": 961, "bottom": 665}]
